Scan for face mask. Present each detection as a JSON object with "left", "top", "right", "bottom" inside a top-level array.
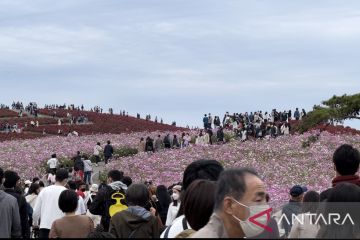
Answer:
[
  {"left": 231, "top": 198, "right": 270, "bottom": 238},
  {"left": 172, "top": 193, "right": 179, "bottom": 201}
]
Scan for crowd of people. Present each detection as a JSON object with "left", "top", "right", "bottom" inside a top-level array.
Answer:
[
  {"left": 0, "top": 143, "right": 359, "bottom": 239},
  {"left": 200, "top": 108, "right": 307, "bottom": 142},
  {"left": 137, "top": 133, "right": 193, "bottom": 153}
]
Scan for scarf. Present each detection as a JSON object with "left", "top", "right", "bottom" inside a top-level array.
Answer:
[{"left": 332, "top": 175, "right": 360, "bottom": 187}]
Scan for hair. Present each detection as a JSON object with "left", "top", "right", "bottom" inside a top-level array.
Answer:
[
  {"left": 317, "top": 183, "right": 360, "bottom": 239},
  {"left": 3, "top": 170, "right": 20, "bottom": 188},
  {"left": 55, "top": 169, "right": 69, "bottom": 182},
  {"left": 301, "top": 191, "right": 320, "bottom": 222},
  {"left": 176, "top": 160, "right": 224, "bottom": 217},
  {"left": 28, "top": 183, "right": 41, "bottom": 195},
  {"left": 107, "top": 140, "right": 111, "bottom": 144},
  {"left": 126, "top": 183, "right": 150, "bottom": 207},
  {"left": 58, "top": 190, "right": 78, "bottom": 213},
  {"left": 333, "top": 144, "right": 360, "bottom": 175},
  {"left": 32, "top": 177, "right": 40, "bottom": 183},
  {"left": 97, "top": 142, "right": 100, "bottom": 146},
  {"left": 67, "top": 180, "right": 77, "bottom": 190},
  {"left": 182, "top": 160, "right": 224, "bottom": 191},
  {"left": 183, "top": 180, "right": 217, "bottom": 230},
  {"left": 0, "top": 167, "right": 4, "bottom": 186},
  {"left": 214, "top": 168, "right": 259, "bottom": 210},
  {"left": 51, "top": 154, "right": 56, "bottom": 158},
  {"left": 156, "top": 185, "right": 171, "bottom": 211},
  {"left": 39, "top": 181, "right": 45, "bottom": 188},
  {"left": 108, "top": 170, "right": 124, "bottom": 182},
  {"left": 122, "top": 176, "right": 133, "bottom": 187}
]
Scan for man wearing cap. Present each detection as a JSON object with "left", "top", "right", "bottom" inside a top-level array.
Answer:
[{"left": 281, "top": 185, "right": 307, "bottom": 237}]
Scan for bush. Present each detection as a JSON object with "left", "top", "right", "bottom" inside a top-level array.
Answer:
[
  {"left": 113, "top": 147, "right": 138, "bottom": 158},
  {"left": 58, "top": 157, "right": 74, "bottom": 169},
  {"left": 90, "top": 152, "right": 104, "bottom": 163},
  {"left": 98, "top": 170, "right": 108, "bottom": 184},
  {"left": 301, "top": 134, "right": 320, "bottom": 148}
]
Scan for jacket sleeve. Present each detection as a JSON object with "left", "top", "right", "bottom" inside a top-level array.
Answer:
[
  {"left": 20, "top": 197, "right": 30, "bottom": 238},
  {"left": 152, "top": 216, "right": 161, "bottom": 238},
  {"left": 89, "top": 189, "right": 105, "bottom": 216},
  {"left": 11, "top": 200, "right": 22, "bottom": 238}
]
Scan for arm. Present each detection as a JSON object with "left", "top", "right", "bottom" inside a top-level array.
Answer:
[
  {"left": 165, "top": 204, "right": 173, "bottom": 226},
  {"left": 32, "top": 191, "right": 42, "bottom": 227},
  {"left": 49, "top": 221, "right": 58, "bottom": 238},
  {"left": 288, "top": 215, "right": 300, "bottom": 239},
  {"left": 20, "top": 197, "right": 30, "bottom": 238},
  {"left": 11, "top": 200, "right": 22, "bottom": 238},
  {"left": 88, "top": 189, "right": 105, "bottom": 216}
]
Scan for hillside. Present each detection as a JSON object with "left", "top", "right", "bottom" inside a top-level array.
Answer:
[{"left": 0, "top": 109, "right": 185, "bottom": 142}]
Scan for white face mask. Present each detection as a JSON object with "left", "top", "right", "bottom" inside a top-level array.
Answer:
[
  {"left": 172, "top": 193, "right": 179, "bottom": 201},
  {"left": 231, "top": 198, "right": 271, "bottom": 238}
]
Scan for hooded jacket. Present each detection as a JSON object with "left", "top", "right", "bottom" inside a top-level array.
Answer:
[
  {"left": 0, "top": 190, "right": 22, "bottom": 238},
  {"left": 109, "top": 206, "right": 160, "bottom": 238},
  {"left": 89, "top": 181, "right": 127, "bottom": 231}
]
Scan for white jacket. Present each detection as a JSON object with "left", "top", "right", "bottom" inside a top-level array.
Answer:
[{"left": 47, "top": 158, "right": 58, "bottom": 169}]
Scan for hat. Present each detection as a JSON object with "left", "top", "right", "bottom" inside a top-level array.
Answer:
[
  {"left": 290, "top": 185, "right": 308, "bottom": 197},
  {"left": 25, "top": 180, "right": 32, "bottom": 185},
  {"left": 90, "top": 184, "right": 99, "bottom": 193}
]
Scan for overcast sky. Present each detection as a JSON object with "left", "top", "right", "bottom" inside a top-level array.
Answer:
[{"left": 0, "top": 0, "right": 359, "bottom": 128}]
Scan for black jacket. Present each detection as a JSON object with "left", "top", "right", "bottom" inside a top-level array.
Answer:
[
  {"left": 4, "top": 189, "right": 30, "bottom": 238},
  {"left": 104, "top": 144, "right": 114, "bottom": 157},
  {"left": 89, "top": 183, "right": 127, "bottom": 231}
]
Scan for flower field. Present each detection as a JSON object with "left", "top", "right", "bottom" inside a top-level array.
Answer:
[{"left": 1, "top": 130, "right": 359, "bottom": 208}]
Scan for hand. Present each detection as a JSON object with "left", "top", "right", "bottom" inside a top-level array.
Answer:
[{"left": 150, "top": 207, "right": 156, "bottom": 216}]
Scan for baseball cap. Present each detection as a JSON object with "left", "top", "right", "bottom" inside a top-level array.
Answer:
[{"left": 290, "top": 185, "right": 308, "bottom": 197}]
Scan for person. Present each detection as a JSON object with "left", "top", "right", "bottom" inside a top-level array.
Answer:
[
  {"left": 156, "top": 185, "right": 171, "bottom": 226},
  {"left": 33, "top": 169, "right": 69, "bottom": 238},
  {"left": 84, "top": 184, "right": 101, "bottom": 227},
  {"left": 93, "top": 142, "right": 102, "bottom": 167},
  {"left": 317, "top": 183, "right": 360, "bottom": 239},
  {"left": 138, "top": 137, "right": 146, "bottom": 152},
  {"left": 154, "top": 135, "right": 163, "bottom": 152},
  {"left": 320, "top": 144, "right": 360, "bottom": 201},
  {"left": 164, "top": 134, "right": 171, "bottom": 149},
  {"left": 74, "top": 156, "right": 85, "bottom": 183},
  {"left": 89, "top": 170, "right": 128, "bottom": 231},
  {"left": 122, "top": 176, "right": 133, "bottom": 188},
  {"left": 83, "top": 155, "right": 93, "bottom": 185},
  {"left": 294, "top": 108, "right": 300, "bottom": 121},
  {"left": 172, "top": 135, "right": 180, "bottom": 148},
  {"left": 281, "top": 185, "right": 307, "bottom": 237},
  {"left": 183, "top": 133, "right": 191, "bottom": 148},
  {"left": 145, "top": 137, "right": 155, "bottom": 153},
  {"left": 109, "top": 183, "right": 161, "bottom": 238},
  {"left": 165, "top": 185, "right": 182, "bottom": 226},
  {"left": 49, "top": 190, "right": 94, "bottom": 238},
  {"left": 3, "top": 170, "right": 30, "bottom": 238},
  {"left": 47, "top": 154, "right": 58, "bottom": 174},
  {"left": 67, "top": 180, "right": 87, "bottom": 215},
  {"left": 26, "top": 183, "right": 41, "bottom": 231},
  {"left": 203, "top": 114, "right": 209, "bottom": 129},
  {"left": 0, "top": 167, "right": 22, "bottom": 238},
  {"left": 103, "top": 141, "right": 114, "bottom": 165},
  {"left": 191, "top": 168, "right": 269, "bottom": 238},
  {"left": 161, "top": 159, "right": 224, "bottom": 238},
  {"left": 47, "top": 169, "right": 56, "bottom": 185},
  {"left": 24, "top": 180, "right": 32, "bottom": 195},
  {"left": 174, "top": 180, "right": 217, "bottom": 238},
  {"left": 288, "top": 191, "right": 320, "bottom": 238}
]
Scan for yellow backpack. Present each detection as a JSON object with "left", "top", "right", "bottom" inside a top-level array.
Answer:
[{"left": 109, "top": 192, "right": 128, "bottom": 217}]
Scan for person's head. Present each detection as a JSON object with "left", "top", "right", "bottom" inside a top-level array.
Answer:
[
  {"left": 126, "top": 183, "right": 150, "bottom": 208},
  {"left": 107, "top": 140, "right": 111, "bottom": 145},
  {"left": 140, "top": 137, "right": 144, "bottom": 141},
  {"left": 28, "top": 183, "right": 41, "bottom": 195},
  {"left": 3, "top": 170, "right": 20, "bottom": 188},
  {"left": 301, "top": 190, "right": 320, "bottom": 214},
  {"left": 214, "top": 168, "right": 268, "bottom": 238},
  {"left": 58, "top": 190, "right": 78, "bottom": 213},
  {"left": 39, "top": 181, "right": 45, "bottom": 189},
  {"left": 97, "top": 142, "right": 100, "bottom": 146},
  {"left": 51, "top": 153, "right": 56, "bottom": 158},
  {"left": 156, "top": 185, "right": 171, "bottom": 208},
  {"left": 333, "top": 144, "right": 360, "bottom": 176},
  {"left": 107, "top": 170, "right": 124, "bottom": 184},
  {"left": 32, "top": 177, "right": 40, "bottom": 184},
  {"left": 172, "top": 185, "right": 182, "bottom": 205},
  {"left": 67, "top": 180, "right": 77, "bottom": 190},
  {"left": 289, "top": 185, "right": 308, "bottom": 202},
  {"left": 55, "top": 169, "right": 69, "bottom": 185},
  {"left": 158, "top": 135, "right": 161, "bottom": 138},
  {"left": 122, "top": 176, "right": 133, "bottom": 187},
  {"left": 78, "top": 181, "right": 86, "bottom": 192},
  {"left": 182, "top": 160, "right": 224, "bottom": 191},
  {"left": 0, "top": 168, "right": 4, "bottom": 186},
  {"left": 183, "top": 180, "right": 217, "bottom": 230}
]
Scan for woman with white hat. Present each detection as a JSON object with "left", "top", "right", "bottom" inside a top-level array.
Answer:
[{"left": 165, "top": 184, "right": 182, "bottom": 226}]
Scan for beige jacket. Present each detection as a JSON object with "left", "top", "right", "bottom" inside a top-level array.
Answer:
[
  {"left": 288, "top": 212, "right": 319, "bottom": 239},
  {"left": 191, "top": 213, "right": 229, "bottom": 238}
]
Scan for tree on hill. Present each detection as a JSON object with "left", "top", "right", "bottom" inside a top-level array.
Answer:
[{"left": 298, "top": 93, "right": 360, "bottom": 133}]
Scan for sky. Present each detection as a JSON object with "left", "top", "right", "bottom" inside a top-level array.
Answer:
[{"left": 0, "top": 0, "right": 359, "bottom": 129}]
